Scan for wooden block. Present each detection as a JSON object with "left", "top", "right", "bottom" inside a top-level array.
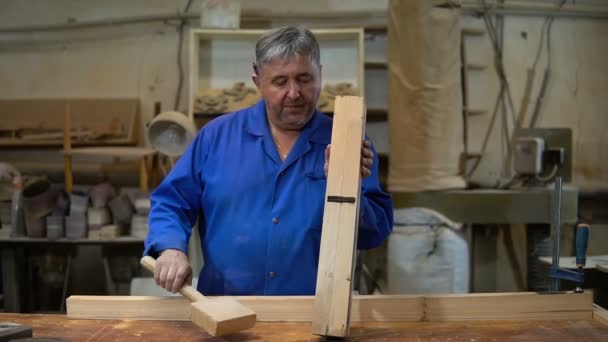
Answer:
[
  {"left": 66, "top": 295, "right": 424, "bottom": 322},
  {"left": 594, "top": 304, "right": 608, "bottom": 326},
  {"left": 139, "top": 256, "right": 256, "bottom": 336},
  {"left": 191, "top": 298, "right": 256, "bottom": 336},
  {"left": 312, "top": 96, "right": 366, "bottom": 337},
  {"left": 425, "top": 292, "right": 593, "bottom": 321}
]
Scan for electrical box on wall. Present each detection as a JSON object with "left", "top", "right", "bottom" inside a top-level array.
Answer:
[
  {"left": 513, "top": 128, "right": 572, "bottom": 182},
  {"left": 514, "top": 137, "right": 545, "bottom": 175}
]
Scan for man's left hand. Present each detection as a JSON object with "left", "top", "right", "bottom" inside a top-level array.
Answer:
[{"left": 324, "top": 140, "right": 374, "bottom": 179}]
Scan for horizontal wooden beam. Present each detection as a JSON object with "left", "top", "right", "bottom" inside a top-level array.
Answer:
[
  {"left": 67, "top": 292, "right": 592, "bottom": 323},
  {"left": 67, "top": 295, "right": 423, "bottom": 322},
  {"left": 425, "top": 292, "right": 593, "bottom": 321}
]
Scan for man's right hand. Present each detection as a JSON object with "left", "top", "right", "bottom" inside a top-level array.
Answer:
[{"left": 155, "top": 249, "right": 192, "bottom": 293}]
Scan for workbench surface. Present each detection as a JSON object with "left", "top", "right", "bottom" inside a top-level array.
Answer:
[{"left": 2, "top": 313, "right": 608, "bottom": 341}]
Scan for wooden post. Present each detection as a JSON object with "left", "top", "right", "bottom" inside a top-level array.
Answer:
[
  {"left": 139, "top": 156, "right": 148, "bottom": 192},
  {"left": 64, "top": 101, "right": 73, "bottom": 193},
  {"left": 312, "top": 96, "right": 366, "bottom": 337},
  {"left": 149, "top": 102, "right": 162, "bottom": 188}
]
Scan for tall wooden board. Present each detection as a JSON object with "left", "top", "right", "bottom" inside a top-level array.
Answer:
[{"left": 312, "top": 96, "right": 366, "bottom": 337}]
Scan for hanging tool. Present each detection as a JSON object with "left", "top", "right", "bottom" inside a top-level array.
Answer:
[
  {"left": 574, "top": 222, "right": 589, "bottom": 293},
  {"left": 548, "top": 176, "right": 590, "bottom": 293}
]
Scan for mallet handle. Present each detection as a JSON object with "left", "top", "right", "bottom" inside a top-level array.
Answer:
[{"left": 140, "top": 255, "right": 205, "bottom": 302}]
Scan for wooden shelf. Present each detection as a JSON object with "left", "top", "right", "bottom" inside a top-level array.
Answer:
[
  {"left": 195, "top": 109, "right": 387, "bottom": 122},
  {"left": 462, "top": 27, "right": 486, "bottom": 36},
  {"left": 363, "top": 25, "right": 387, "bottom": 34},
  {"left": 367, "top": 108, "right": 388, "bottom": 120},
  {"left": 365, "top": 60, "right": 388, "bottom": 69},
  {"left": 189, "top": 28, "right": 365, "bottom": 120},
  {"left": 465, "top": 63, "right": 487, "bottom": 71},
  {"left": 464, "top": 108, "right": 488, "bottom": 116},
  {"left": 65, "top": 147, "right": 157, "bottom": 159}
]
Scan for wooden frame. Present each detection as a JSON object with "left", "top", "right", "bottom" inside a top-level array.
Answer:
[
  {"left": 67, "top": 292, "right": 596, "bottom": 323},
  {"left": 188, "top": 28, "right": 365, "bottom": 119}
]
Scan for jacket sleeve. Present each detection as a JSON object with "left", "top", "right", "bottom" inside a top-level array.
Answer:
[
  {"left": 144, "top": 130, "right": 207, "bottom": 257},
  {"left": 357, "top": 142, "right": 394, "bottom": 250}
]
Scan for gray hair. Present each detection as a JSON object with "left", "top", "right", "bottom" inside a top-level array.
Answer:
[{"left": 254, "top": 26, "right": 320, "bottom": 73}]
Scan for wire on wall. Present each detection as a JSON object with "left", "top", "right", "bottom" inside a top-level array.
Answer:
[
  {"left": 174, "top": 0, "right": 194, "bottom": 112},
  {"left": 465, "top": 0, "right": 567, "bottom": 183}
]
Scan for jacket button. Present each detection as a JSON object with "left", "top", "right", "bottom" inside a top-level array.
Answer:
[
  {"left": 269, "top": 271, "right": 276, "bottom": 278},
  {"left": 272, "top": 217, "right": 279, "bottom": 224}
]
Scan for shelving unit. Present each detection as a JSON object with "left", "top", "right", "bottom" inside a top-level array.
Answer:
[{"left": 188, "top": 28, "right": 365, "bottom": 120}]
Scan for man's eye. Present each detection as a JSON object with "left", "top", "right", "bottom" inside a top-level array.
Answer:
[
  {"left": 273, "top": 78, "right": 287, "bottom": 86},
  {"left": 298, "top": 76, "right": 312, "bottom": 83}
]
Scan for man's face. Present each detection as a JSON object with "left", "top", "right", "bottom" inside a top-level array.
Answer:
[{"left": 253, "top": 54, "right": 322, "bottom": 131}]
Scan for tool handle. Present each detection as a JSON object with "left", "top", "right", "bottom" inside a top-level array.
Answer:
[
  {"left": 140, "top": 256, "right": 205, "bottom": 302},
  {"left": 575, "top": 223, "right": 589, "bottom": 268}
]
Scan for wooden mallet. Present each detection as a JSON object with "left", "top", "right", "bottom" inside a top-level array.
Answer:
[{"left": 140, "top": 256, "right": 256, "bottom": 336}]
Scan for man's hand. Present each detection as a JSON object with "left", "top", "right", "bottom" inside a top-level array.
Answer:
[
  {"left": 155, "top": 249, "right": 192, "bottom": 293},
  {"left": 324, "top": 140, "right": 374, "bottom": 179}
]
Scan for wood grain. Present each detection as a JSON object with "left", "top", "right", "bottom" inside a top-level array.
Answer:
[
  {"left": 425, "top": 291, "right": 593, "bottom": 321},
  {"left": 67, "top": 292, "right": 591, "bottom": 323},
  {"left": 4, "top": 313, "right": 608, "bottom": 341},
  {"left": 312, "top": 96, "right": 366, "bottom": 337},
  {"left": 595, "top": 304, "right": 608, "bottom": 326},
  {"left": 67, "top": 295, "right": 424, "bottom": 323}
]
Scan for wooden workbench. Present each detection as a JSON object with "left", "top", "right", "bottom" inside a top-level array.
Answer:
[{"left": 2, "top": 312, "right": 608, "bottom": 341}]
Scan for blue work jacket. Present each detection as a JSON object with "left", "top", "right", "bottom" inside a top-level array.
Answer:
[{"left": 144, "top": 100, "right": 393, "bottom": 295}]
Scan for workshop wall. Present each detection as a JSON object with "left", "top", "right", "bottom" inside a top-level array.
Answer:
[{"left": 463, "top": 14, "right": 608, "bottom": 189}]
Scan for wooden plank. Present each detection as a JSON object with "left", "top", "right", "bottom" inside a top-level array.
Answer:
[
  {"left": 67, "top": 296, "right": 191, "bottom": 321},
  {"left": 66, "top": 295, "right": 424, "bottom": 322},
  {"left": 594, "top": 304, "right": 608, "bottom": 326},
  {"left": 312, "top": 96, "right": 366, "bottom": 337},
  {"left": 67, "top": 293, "right": 592, "bottom": 323},
  {"left": 66, "top": 147, "right": 157, "bottom": 158},
  {"left": 425, "top": 292, "right": 593, "bottom": 321}
]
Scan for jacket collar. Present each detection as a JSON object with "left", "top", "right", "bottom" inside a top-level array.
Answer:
[{"left": 246, "top": 99, "right": 331, "bottom": 145}]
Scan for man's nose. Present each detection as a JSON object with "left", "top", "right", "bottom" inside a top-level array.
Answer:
[{"left": 287, "top": 81, "right": 300, "bottom": 99}]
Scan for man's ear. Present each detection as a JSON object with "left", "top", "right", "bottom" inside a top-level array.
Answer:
[{"left": 252, "top": 63, "right": 261, "bottom": 90}]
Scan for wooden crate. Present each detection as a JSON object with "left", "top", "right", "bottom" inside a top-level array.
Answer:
[
  {"left": 188, "top": 28, "right": 364, "bottom": 119},
  {"left": 0, "top": 99, "right": 139, "bottom": 147}
]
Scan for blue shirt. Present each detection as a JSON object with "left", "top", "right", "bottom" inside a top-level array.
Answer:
[{"left": 144, "top": 100, "right": 393, "bottom": 295}]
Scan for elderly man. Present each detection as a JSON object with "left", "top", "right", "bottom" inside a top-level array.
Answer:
[{"left": 144, "top": 26, "right": 393, "bottom": 295}]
